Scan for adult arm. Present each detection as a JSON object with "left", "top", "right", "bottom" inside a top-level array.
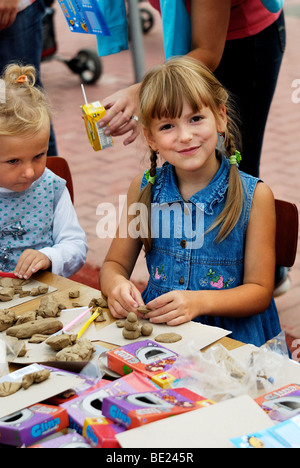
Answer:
[
  {"left": 0, "top": 0, "right": 19, "bottom": 30},
  {"left": 188, "top": 0, "right": 231, "bottom": 71},
  {"left": 98, "top": 0, "right": 231, "bottom": 144}
]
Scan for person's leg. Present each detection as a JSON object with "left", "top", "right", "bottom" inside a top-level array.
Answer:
[
  {"left": 215, "top": 11, "right": 286, "bottom": 178},
  {"left": 0, "top": 0, "right": 58, "bottom": 155}
]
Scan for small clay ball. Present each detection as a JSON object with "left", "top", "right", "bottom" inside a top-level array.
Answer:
[
  {"left": 127, "top": 312, "right": 138, "bottom": 322},
  {"left": 141, "top": 323, "right": 153, "bottom": 336},
  {"left": 122, "top": 328, "right": 141, "bottom": 340},
  {"left": 125, "top": 321, "right": 140, "bottom": 332},
  {"left": 137, "top": 305, "right": 150, "bottom": 314},
  {"left": 116, "top": 319, "right": 125, "bottom": 328}
]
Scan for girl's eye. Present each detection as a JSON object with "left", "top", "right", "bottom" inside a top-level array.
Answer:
[
  {"left": 34, "top": 153, "right": 44, "bottom": 160},
  {"left": 7, "top": 159, "right": 19, "bottom": 165},
  {"left": 159, "top": 123, "right": 173, "bottom": 131},
  {"left": 191, "top": 115, "right": 203, "bottom": 123}
]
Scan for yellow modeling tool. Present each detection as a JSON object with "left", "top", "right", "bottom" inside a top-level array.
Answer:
[{"left": 77, "top": 308, "right": 101, "bottom": 339}]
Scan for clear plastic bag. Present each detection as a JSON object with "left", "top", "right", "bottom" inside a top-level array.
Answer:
[
  {"left": 0, "top": 335, "right": 9, "bottom": 378},
  {"left": 171, "top": 332, "right": 290, "bottom": 402}
]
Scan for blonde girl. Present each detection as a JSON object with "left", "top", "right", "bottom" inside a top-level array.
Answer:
[
  {"left": 0, "top": 64, "right": 87, "bottom": 278},
  {"left": 100, "top": 57, "right": 281, "bottom": 347}
]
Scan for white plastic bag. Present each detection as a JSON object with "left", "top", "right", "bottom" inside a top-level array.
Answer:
[
  {"left": 0, "top": 335, "right": 9, "bottom": 378},
  {"left": 171, "top": 332, "right": 289, "bottom": 402}
]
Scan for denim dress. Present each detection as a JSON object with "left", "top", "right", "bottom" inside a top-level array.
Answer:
[{"left": 140, "top": 156, "right": 281, "bottom": 347}]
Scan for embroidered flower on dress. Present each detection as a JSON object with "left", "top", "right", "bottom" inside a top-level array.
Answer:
[
  {"left": 151, "top": 264, "right": 167, "bottom": 281},
  {"left": 201, "top": 268, "right": 235, "bottom": 289}
]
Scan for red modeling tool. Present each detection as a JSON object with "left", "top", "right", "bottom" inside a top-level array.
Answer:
[{"left": 0, "top": 272, "right": 18, "bottom": 278}]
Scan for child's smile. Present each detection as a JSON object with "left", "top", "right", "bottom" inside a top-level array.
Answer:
[{"left": 144, "top": 100, "right": 226, "bottom": 189}]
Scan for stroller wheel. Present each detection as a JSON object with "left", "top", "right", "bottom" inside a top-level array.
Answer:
[{"left": 67, "top": 49, "right": 102, "bottom": 85}]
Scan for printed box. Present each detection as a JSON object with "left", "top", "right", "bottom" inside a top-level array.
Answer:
[
  {"left": 57, "top": 0, "right": 110, "bottom": 35},
  {"left": 43, "top": 366, "right": 110, "bottom": 405},
  {"left": 102, "top": 387, "right": 214, "bottom": 429},
  {"left": 231, "top": 415, "right": 300, "bottom": 449},
  {"left": 29, "top": 432, "right": 92, "bottom": 448},
  {"left": 255, "top": 383, "right": 300, "bottom": 422},
  {"left": 106, "top": 340, "right": 178, "bottom": 379},
  {"left": 83, "top": 416, "right": 124, "bottom": 448},
  {"left": 0, "top": 404, "right": 69, "bottom": 447},
  {"left": 60, "top": 371, "right": 157, "bottom": 435}
]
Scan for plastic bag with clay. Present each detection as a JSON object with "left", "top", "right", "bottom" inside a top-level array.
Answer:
[
  {"left": 171, "top": 332, "right": 290, "bottom": 402},
  {"left": 0, "top": 335, "right": 9, "bottom": 378}
]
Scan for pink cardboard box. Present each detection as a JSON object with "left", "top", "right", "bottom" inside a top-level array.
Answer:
[
  {"left": 107, "top": 340, "right": 178, "bottom": 379},
  {"left": 60, "top": 371, "right": 157, "bottom": 435},
  {"left": 83, "top": 416, "right": 124, "bottom": 448},
  {"left": 29, "top": 432, "right": 92, "bottom": 448},
  {"left": 102, "top": 387, "right": 214, "bottom": 429},
  {"left": 0, "top": 403, "right": 69, "bottom": 447}
]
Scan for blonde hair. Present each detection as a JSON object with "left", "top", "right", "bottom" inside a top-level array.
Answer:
[
  {"left": 138, "top": 56, "right": 244, "bottom": 252},
  {"left": 0, "top": 64, "right": 51, "bottom": 138}
]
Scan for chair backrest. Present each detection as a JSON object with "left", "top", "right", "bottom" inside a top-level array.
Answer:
[
  {"left": 46, "top": 156, "right": 74, "bottom": 203},
  {"left": 275, "top": 199, "right": 299, "bottom": 267}
]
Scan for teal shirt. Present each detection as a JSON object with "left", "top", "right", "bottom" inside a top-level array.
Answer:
[{"left": 0, "top": 168, "right": 65, "bottom": 271}]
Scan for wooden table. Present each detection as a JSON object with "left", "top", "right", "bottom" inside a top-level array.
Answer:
[{"left": 7, "top": 271, "right": 244, "bottom": 369}]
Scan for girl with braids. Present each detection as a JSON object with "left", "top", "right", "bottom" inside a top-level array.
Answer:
[
  {"left": 0, "top": 64, "right": 87, "bottom": 278},
  {"left": 100, "top": 56, "right": 281, "bottom": 347}
]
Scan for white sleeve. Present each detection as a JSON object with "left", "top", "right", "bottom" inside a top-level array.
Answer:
[{"left": 39, "top": 188, "right": 88, "bottom": 277}]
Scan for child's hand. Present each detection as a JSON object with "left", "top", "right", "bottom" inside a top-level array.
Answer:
[
  {"left": 146, "top": 291, "right": 200, "bottom": 326},
  {"left": 107, "top": 279, "right": 144, "bottom": 319},
  {"left": 14, "top": 250, "right": 51, "bottom": 279}
]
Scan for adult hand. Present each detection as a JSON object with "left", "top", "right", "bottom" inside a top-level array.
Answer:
[
  {"left": 0, "top": 0, "right": 19, "bottom": 31},
  {"left": 99, "top": 83, "right": 141, "bottom": 146}
]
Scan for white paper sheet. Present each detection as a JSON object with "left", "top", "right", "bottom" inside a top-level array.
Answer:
[
  {"left": 116, "top": 394, "right": 274, "bottom": 448},
  {"left": 0, "top": 278, "right": 56, "bottom": 308},
  {"left": 95, "top": 319, "right": 231, "bottom": 356},
  {"left": 7, "top": 307, "right": 99, "bottom": 364},
  {"left": 0, "top": 364, "right": 80, "bottom": 419}
]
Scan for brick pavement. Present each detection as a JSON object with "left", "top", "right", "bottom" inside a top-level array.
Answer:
[{"left": 41, "top": 2, "right": 300, "bottom": 349}]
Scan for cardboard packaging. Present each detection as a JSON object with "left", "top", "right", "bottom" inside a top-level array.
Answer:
[
  {"left": 106, "top": 339, "right": 178, "bottom": 380},
  {"left": 81, "top": 101, "right": 113, "bottom": 151},
  {"left": 43, "top": 366, "right": 110, "bottom": 406},
  {"left": 83, "top": 416, "right": 124, "bottom": 448},
  {"left": 0, "top": 404, "right": 69, "bottom": 447},
  {"left": 102, "top": 387, "right": 214, "bottom": 429},
  {"left": 60, "top": 372, "right": 157, "bottom": 435},
  {"left": 255, "top": 383, "right": 300, "bottom": 422},
  {"left": 29, "top": 432, "right": 92, "bottom": 448}
]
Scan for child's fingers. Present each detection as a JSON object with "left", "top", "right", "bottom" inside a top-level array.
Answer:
[{"left": 14, "top": 251, "right": 50, "bottom": 279}]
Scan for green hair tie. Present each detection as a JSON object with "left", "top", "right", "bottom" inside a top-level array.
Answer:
[
  {"left": 229, "top": 150, "right": 242, "bottom": 166},
  {"left": 145, "top": 169, "right": 157, "bottom": 185}
]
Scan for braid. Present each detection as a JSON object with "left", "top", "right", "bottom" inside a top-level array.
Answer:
[
  {"left": 149, "top": 149, "right": 158, "bottom": 178},
  {"left": 136, "top": 149, "right": 158, "bottom": 253}
]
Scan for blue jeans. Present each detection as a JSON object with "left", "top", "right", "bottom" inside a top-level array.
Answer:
[
  {"left": 0, "top": 0, "right": 58, "bottom": 155},
  {"left": 215, "top": 11, "right": 286, "bottom": 178}
]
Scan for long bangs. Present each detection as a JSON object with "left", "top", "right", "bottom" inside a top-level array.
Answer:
[{"left": 140, "top": 63, "right": 215, "bottom": 126}]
